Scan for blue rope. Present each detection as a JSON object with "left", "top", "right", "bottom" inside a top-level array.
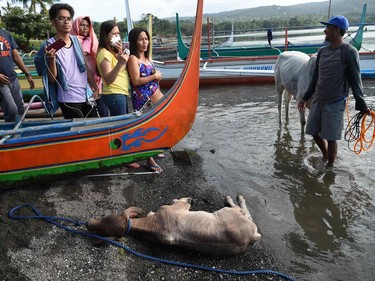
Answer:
[{"left": 8, "top": 204, "right": 296, "bottom": 281}]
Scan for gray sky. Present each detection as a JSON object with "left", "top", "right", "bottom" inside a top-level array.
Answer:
[{"left": 60, "top": 0, "right": 327, "bottom": 22}]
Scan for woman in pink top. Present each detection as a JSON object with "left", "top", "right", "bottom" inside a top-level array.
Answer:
[{"left": 71, "top": 16, "right": 108, "bottom": 116}]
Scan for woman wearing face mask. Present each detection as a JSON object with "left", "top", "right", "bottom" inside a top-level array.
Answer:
[
  {"left": 96, "top": 20, "right": 139, "bottom": 169},
  {"left": 96, "top": 20, "right": 130, "bottom": 116}
]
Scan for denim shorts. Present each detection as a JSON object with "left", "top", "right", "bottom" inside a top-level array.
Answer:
[
  {"left": 305, "top": 98, "right": 346, "bottom": 140},
  {"left": 101, "top": 94, "right": 128, "bottom": 116}
]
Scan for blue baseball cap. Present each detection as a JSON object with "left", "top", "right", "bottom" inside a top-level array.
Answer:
[{"left": 320, "top": 15, "right": 349, "bottom": 30}]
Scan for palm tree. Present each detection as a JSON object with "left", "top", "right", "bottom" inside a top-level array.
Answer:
[{"left": 11, "top": 0, "right": 57, "bottom": 14}]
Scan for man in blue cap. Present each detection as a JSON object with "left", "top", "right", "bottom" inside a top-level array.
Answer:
[{"left": 297, "top": 15, "right": 370, "bottom": 167}]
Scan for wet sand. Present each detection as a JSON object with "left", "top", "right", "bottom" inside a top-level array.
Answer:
[
  {"left": 0, "top": 152, "right": 290, "bottom": 281},
  {"left": 4, "top": 78, "right": 374, "bottom": 280}
]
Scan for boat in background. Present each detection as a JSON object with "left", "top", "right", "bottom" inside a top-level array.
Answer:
[
  {"left": 15, "top": 50, "right": 375, "bottom": 94},
  {"left": 15, "top": 51, "right": 375, "bottom": 92},
  {"left": 156, "top": 50, "right": 375, "bottom": 87},
  {"left": 156, "top": 55, "right": 276, "bottom": 87},
  {"left": 0, "top": 0, "right": 204, "bottom": 188},
  {"left": 177, "top": 4, "right": 367, "bottom": 60}
]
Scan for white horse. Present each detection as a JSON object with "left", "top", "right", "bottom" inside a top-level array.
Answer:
[{"left": 275, "top": 51, "right": 317, "bottom": 129}]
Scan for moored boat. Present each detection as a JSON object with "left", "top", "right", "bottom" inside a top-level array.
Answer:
[
  {"left": 177, "top": 4, "right": 367, "bottom": 60},
  {"left": 156, "top": 51, "right": 375, "bottom": 87},
  {"left": 0, "top": 0, "right": 204, "bottom": 188},
  {"left": 15, "top": 50, "right": 375, "bottom": 93}
]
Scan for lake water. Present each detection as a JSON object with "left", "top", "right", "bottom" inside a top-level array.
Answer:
[{"left": 178, "top": 80, "right": 375, "bottom": 280}]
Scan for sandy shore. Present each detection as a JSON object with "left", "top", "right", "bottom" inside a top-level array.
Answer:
[{"left": 0, "top": 151, "right": 292, "bottom": 281}]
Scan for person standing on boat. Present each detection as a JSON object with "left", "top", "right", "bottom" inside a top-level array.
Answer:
[
  {"left": 34, "top": 3, "right": 100, "bottom": 119},
  {"left": 0, "top": 28, "right": 35, "bottom": 122},
  {"left": 267, "top": 28, "right": 273, "bottom": 47},
  {"left": 297, "top": 15, "right": 370, "bottom": 167},
  {"left": 127, "top": 27, "right": 164, "bottom": 173},
  {"left": 71, "top": 16, "right": 108, "bottom": 116}
]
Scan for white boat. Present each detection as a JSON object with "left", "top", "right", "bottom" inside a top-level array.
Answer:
[
  {"left": 157, "top": 55, "right": 277, "bottom": 87},
  {"left": 157, "top": 51, "right": 375, "bottom": 87}
]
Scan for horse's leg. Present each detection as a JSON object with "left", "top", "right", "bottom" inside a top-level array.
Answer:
[
  {"left": 299, "top": 109, "right": 306, "bottom": 128},
  {"left": 284, "top": 91, "right": 292, "bottom": 123},
  {"left": 276, "top": 84, "right": 284, "bottom": 124}
]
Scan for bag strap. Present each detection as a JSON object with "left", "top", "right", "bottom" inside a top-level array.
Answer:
[{"left": 340, "top": 43, "right": 349, "bottom": 68}]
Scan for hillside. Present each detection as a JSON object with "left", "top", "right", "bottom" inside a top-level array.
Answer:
[{"left": 173, "top": 0, "right": 375, "bottom": 23}]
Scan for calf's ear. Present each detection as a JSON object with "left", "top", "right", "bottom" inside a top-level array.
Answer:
[{"left": 124, "top": 207, "right": 145, "bottom": 218}]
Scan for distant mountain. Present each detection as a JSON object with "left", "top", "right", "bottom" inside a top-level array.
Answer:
[{"left": 171, "top": 0, "right": 375, "bottom": 23}]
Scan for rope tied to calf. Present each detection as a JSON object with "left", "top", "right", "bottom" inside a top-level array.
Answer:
[
  {"left": 125, "top": 218, "right": 132, "bottom": 236},
  {"left": 8, "top": 204, "right": 296, "bottom": 281}
]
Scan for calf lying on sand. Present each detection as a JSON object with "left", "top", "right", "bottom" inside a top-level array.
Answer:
[{"left": 87, "top": 195, "right": 261, "bottom": 256}]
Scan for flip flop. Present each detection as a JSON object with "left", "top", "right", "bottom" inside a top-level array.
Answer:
[{"left": 143, "top": 164, "right": 163, "bottom": 174}]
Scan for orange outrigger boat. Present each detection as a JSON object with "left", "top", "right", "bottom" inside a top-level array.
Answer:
[{"left": 0, "top": 0, "right": 203, "bottom": 188}]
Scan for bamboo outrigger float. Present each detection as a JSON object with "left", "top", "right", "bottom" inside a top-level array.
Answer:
[{"left": 0, "top": 0, "right": 204, "bottom": 188}]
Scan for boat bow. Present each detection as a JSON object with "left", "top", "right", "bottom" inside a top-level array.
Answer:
[{"left": 0, "top": 0, "right": 204, "bottom": 187}]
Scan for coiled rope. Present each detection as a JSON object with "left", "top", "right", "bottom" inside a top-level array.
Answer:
[
  {"left": 8, "top": 204, "right": 296, "bottom": 281},
  {"left": 344, "top": 108, "right": 375, "bottom": 154}
]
